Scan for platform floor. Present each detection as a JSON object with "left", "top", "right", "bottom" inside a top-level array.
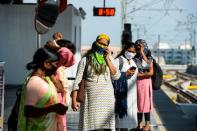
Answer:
[
  {"left": 153, "top": 85, "right": 197, "bottom": 131},
  {"left": 2, "top": 85, "right": 197, "bottom": 131}
]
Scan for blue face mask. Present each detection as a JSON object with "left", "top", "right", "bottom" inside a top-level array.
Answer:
[{"left": 93, "top": 43, "right": 106, "bottom": 54}]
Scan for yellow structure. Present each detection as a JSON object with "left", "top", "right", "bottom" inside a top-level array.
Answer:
[
  {"left": 163, "top": 75, "right": 173, "bottom": 79},
  {"left": 187, "top": 85, "right": 197, "bottom": 90}
]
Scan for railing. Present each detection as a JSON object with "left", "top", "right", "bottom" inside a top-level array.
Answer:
[{"left": 161, "top": 64, "right": 188, "bottom": 72}]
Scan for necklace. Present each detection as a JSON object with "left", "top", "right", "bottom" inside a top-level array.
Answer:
[{"left": 127, "top": 59, "right": 131, "bottom": 65}]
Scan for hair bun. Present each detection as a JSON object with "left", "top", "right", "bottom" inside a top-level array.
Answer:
[{"left": 26, "top": 62, "right": 37, "bottom": 70}]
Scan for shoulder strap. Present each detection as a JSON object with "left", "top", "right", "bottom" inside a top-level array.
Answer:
[
  {"left": 82, "top": 56, "right": 88, "bottom": 79},
  {"left": 118, "top": 56, "right": 124, "bottom": 71}
]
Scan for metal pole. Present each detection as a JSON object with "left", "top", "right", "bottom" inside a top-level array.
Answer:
[
  {"left": 137, "top": 28, "right": 139, "bottom": 39},
  {"left": 37, "top": 33, "right": 41, "bottom": 49},
  {"left": 36, "top": 0, "right": 41, "bottom": 49},
  {"left": 103, "top": 0, "right": 105, "bottom": 8},
  {"left": 121, "top": 0, "right": 127, "bottom": 31},
  {"left": 158, "top": 34, "right": 160, "bottom": 64},
  {"left": 194, "top": 29, "right": 197, "bottom": 64}
]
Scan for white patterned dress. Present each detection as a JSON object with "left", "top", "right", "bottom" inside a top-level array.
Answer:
[{"left": 73, "top": 56, "right": 120, "bottom": 131}]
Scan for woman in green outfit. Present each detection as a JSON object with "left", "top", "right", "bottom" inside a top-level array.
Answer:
[{"left": 17, "top": 47, "right": 68, "bottom": 131}]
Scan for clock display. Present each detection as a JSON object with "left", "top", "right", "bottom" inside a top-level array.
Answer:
[{"left": 93, "top": 7, "right": 115, "bottom": 16}]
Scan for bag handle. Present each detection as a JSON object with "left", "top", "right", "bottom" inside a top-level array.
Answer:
[
  {"left": 82, "top": 57, "right": 88, "bottom": 80},
  {"left": 118, "top": 56, "right": 124, "bottom": 71}
]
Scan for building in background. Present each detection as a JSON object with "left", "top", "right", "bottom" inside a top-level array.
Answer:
[{"left": 152, "top": 42, "right": 195, "bottom": 65}]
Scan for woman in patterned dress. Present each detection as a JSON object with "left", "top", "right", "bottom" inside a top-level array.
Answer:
[{"left": 72, "top": 34, "right": 120, "bottom": 131}]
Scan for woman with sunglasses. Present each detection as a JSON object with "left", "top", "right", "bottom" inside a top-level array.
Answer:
[{"left": 72, "top": 34, "right": 120, "bottom": 131}]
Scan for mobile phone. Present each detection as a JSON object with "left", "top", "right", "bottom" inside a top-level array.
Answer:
[{"left": 130, "top": 66, "right": 136, "bottom": 70}]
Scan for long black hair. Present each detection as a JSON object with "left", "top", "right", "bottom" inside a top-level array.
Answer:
[
  {"left": 82, "top": 41, "right": 96, "bottom": 58},
  {"left": 26, "top": 47, "right": 59, "bottom": 70}
]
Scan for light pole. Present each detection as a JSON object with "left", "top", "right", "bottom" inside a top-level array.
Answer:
[{"left": 37, "top": 33, "right": 41, "bottom": 49}]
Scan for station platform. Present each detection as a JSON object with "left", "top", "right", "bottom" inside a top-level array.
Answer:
[
  {"left": 153, "top": 86, "right": 197, "bottom": 131},
  {"left": 2, "top": 85, "right": 197, "bottom": 131}
]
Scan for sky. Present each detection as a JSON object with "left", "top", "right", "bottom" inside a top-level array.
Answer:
[{"left": 24, "top": 0, "right": 197, "bottom": 48}]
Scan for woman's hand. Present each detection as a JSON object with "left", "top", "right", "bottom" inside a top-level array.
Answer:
[
  {"left": 126, "top": 68, "right": 135, "bottom": 77},
  {"left": 50, "top": 75, "right": 64, "bottom": 92},
  {"left": 104, "top": 47, "right": 110, "bottom": 60},
  {"left": 104, "top": 48, "right": 118, "bottom": 75},
  {"left": 140, "top": 44, "right": 145, "bottom": 54},
  {"left": 72, "top": 100, "right": 80, "bottom": 111},
  {"left": 139, "top": 44, "right": 149, "bottom": 63},
  {"left": 71, "top": 90, "right": 81, "bottom": 111}
]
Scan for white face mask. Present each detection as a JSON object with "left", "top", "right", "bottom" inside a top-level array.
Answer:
[{"left": 124, "top": 51, "right": 136, "bottom": 60}]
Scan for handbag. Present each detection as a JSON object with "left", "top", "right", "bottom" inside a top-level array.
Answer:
[{"left": 76, "top": 57, "right": 88, "bottom": 103}]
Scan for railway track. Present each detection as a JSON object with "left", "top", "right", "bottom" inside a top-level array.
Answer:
[{"left": 163, "top": 71, "right": 197, "bottom": 103}]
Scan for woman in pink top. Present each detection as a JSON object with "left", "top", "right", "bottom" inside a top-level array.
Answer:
[
  {"left": 133, "top": 39, "right": 154, "bottom": 131},
  {"left": 45, "top": 39, "right": 76, "bottom": 131}
]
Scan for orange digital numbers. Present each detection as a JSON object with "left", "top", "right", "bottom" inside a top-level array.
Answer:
[
  {"left": 105, "top": 8, "right": 110, "bottom": 16},
  {"left": 93, "top": 7, "right": 115, "bottom": 16},
  {"left": 110, "top": 9, "right": 115, "bottom": 16},
  {"left": 98, "top": 8, "right": 104, "bottom": 16}
]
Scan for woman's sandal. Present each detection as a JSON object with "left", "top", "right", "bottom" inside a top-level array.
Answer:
[
  {"left": 143, "top": 129, "right": 151, "bottom": 131},
  {"left": 143, "top": 126, "right": 151, "bottom": 131}
]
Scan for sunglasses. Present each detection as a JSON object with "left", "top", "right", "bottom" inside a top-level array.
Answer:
[{"left": 97, "top": 41, "right": 108, "bottom": 48}]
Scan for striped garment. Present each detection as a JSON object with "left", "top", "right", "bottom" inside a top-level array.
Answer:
[{"left": 73, "top": 56, "right": 120, "bottom": 131}]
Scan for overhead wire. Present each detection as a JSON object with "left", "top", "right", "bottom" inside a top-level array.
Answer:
[
  {"left": 127, "top": 0, "right": 164, "bottom": 14},
  {"left": 126, "top": 0, "right": 190, "bottom": 45},
  {"left": 142, "top": 0, "right": 185, "bottom": 41}
]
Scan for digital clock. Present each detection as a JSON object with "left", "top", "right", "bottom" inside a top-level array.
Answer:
[{"left": 93, "top": 7, "right": 116, "bottom": 16}]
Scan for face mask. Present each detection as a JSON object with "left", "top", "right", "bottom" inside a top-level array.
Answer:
[
  {"left": 93, "top": 42, "right": 106, "bottom": 55},
  {"left": 44, "top": 66, "right": 57, "bottom": 76},
  {"left": 124, "top": 51, "right": 136, "bottom": 60}
]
